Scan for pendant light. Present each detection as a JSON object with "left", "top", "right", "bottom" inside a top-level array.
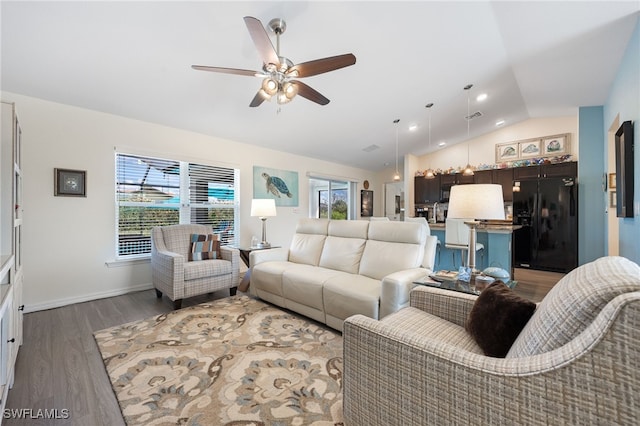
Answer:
[
  {"left": 463, "top": 84, "right": 474, "bottom": 176},
  {"left": 393, "top": 119, "right": 401, "bottom": 181},
  {"left": 424, "top": 103, "right": 436, "bottom": 179}
]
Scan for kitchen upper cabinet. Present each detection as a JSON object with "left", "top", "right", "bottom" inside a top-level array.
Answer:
[
  {"left": 541, "top": 161, "right": 577, "bottom": 178},
  {"left": 492, "top": 168, "right": 514, "bottom": 202},
  {"left": 473, "top": 170, "right": 492, "bottom": 184},
  {"left": 513, "top": 165, "right": 540, "bottom": 180},
  {"left": 414, "top": 175, "right": 440, "bottom": 204}
]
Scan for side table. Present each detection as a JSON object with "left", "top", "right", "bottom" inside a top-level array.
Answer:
[{"left": 233, "top": 246, "right": 280, "bottom": 292}]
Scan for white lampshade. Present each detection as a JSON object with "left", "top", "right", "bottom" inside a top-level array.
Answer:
[
  {"left": 447, "top": 184, "right": 505, "bottom": 220},
  {"left": 251, "top": 199, "right": 277, "bottom": 217}
]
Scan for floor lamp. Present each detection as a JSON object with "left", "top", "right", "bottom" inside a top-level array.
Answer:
[
  {"left": 251, "top": 199, "right": 277, "bottom": 248},
  {"left": 447, "top": 184, "right": 505, "bottom": 275}
]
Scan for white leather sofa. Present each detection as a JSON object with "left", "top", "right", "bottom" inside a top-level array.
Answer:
[{"left": 249, "top": 218, "right": 438, "bottom": 331}]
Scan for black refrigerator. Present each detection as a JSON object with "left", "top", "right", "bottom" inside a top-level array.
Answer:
[{"left": 513, "top": 177, "right": 578, "bottom": 273}]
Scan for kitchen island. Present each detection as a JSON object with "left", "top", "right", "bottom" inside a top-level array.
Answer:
[{"left": 428, "top": 221, "right": 521, "bottom": 276}]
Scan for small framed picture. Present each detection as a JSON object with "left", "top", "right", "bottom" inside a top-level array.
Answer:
[
  {"left": 495, "top": 142, "right": 518, "bottom": 163},
  {"left": 608, "top": 173, "right": 616, "bottom": 189},
  {"left": 542, "top": 134, "right": 570, "bottom": 156},
  {"left": 55, "top": 168, "right": 86, "bottom": 197},
  {"left": 519, "top": 139, "right": 541, "bottom": 158},
  {"left": 610, "top": 191, "right": 617, "bottom": 208}
]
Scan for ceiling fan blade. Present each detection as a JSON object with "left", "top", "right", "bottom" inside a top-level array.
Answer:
[
  {"left": 243, "top": 16, "right": 280, "bottom": 67},
  {"left": 293, "top": 81, "right": 330, "bottom": 105},
  {"left": 249, "top": 91, "right": 267, "bottom": 108},
  {"left": 191, "top": 65, "right": 258, "bottom": 77},
  {"left": 288, "top": 53, "right": 356, "bottom": 78}
]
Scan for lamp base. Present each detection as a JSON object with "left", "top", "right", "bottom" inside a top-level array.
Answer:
[{"left": 256, "top": 242, "right": 271, "bottom": 249}]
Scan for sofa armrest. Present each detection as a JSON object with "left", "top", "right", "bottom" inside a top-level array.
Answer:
[
  {"left": 151, "top": 249, "right": 185, "bottom": 298},
  {"left": 220, "top": 246, "right": 240, "bottom": 285},
  {"left": 249, "top": 247, "right": 289, "bottom": 267},
  {"left": 380, "top": 268, "right": 430, "bottom": 318},
  {"left": 422, "top": 235, "right": 438, "bottom": 271},
  {"left": 409, "top": 285, "right": 477, "bottom": 327}
]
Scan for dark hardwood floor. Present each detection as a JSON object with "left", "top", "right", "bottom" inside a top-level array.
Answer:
[
  {"left": 4, "top": 272, "right": 558, "bottom": 425},
  {"left": 4, "top": 289, "right": 233, "bottom": 426}
]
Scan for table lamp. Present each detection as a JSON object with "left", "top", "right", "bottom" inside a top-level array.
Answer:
[
  {"left": 251, "top": 199, "right": 277, "bottom": 248},
  {"left": 447, "top": 184, "right": 505, "bottom": 274}
]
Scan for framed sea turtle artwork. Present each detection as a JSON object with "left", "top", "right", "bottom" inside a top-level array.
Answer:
[{"left": 253, "top": 166, "right": 299, "bottom": 206}]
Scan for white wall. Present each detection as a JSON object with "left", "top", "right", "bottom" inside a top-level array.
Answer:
[
  {"left": 2, "top": 92, "right": 380, "bottom": 312},
  {"left": 408, "top": 116, "right": 578, "bottom": 209},
  {"left": 417, "top": 116, "right": 578, "bottom": 173}
]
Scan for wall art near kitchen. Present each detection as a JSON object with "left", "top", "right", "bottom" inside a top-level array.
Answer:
[
  {"left": 253, "top": 166, "right": 299, "bottom": 206},
  {"left": 54, "top": 168, "right": 86, "bottom": 197},
  {"left": 495, "top": 142, "right": 518, "bottom": 163},
  {"left": 361, "top": 190, "right": 373, "bottom": 217},
  {"left": 542, "top": 134, "right": 570, "bottom": 156},
  {"left": 518, "top": 139, "right": 541, "bottom": 158}
]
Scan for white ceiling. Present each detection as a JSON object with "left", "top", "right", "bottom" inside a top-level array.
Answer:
[{"left": 2, "top": 1, "right": 639, "bottom": 171}]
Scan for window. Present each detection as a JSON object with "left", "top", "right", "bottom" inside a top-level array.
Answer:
[
  {"left": 309, "top": 177, "right": 356, "bottom": 220},
  {"left": 115, "top": 153, "right": 239, "bottom": 258}
]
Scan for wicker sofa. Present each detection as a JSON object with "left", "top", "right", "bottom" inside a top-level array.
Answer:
[
  {"left": 343, "top": 256, "right": 640, "bottom": 425},
  {"left": 250, "top": 218, "right": 438, "bottom": 331}
]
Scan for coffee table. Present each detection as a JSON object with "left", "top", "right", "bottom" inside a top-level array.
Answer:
[{"left": 413, "top": 272, "right": 517, "bottom": 296}]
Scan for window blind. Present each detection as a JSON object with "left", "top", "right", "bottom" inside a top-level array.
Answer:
[{"left": 115, "top": 153, "right": 238, "bottom": 257}]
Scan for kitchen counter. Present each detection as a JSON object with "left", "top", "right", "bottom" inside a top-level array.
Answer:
[
  {"left": 429, "top": 222, "right": 522, "bottom": 234},
  {"left": 427, "top": 222, "right": 519, "bottom": 275}
]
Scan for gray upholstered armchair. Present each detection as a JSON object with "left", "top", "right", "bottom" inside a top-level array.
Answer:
[
  {"left": 151, "top": 224, "right": 240, "bottom": 309},
  {"left": 343, "top": 256, "right": 640, "bottom": 425}
]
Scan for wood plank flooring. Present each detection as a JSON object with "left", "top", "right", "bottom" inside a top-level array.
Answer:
[
  {"left": 4, "top": 273, "right": 559, "bottom": 425},
  {"left": 4, "top": 289, "right": 233, "bottom": 426}
]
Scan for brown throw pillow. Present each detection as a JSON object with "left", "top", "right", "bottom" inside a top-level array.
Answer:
[{"left": 465, "top": 281, "right": 536, "bottom": 357}]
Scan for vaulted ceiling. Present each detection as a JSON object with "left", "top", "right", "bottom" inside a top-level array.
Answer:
[{"left": 2, "top": 1, "right": 638, "bottom": 170}]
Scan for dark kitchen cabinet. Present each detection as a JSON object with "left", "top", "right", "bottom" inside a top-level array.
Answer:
[
  {"left": 492, "top": 168, "right": 514, "bottom": 201},
  {"left": 541, "top": 161, "right": 577, "bottom": 178},
  {"left": 414, "top": 175, "right": 441, "bottom": 204},
  {"left": 473, "top": 170, "right": 493, "bottom": 184},
  {"left": 513, "top": 165, "right": 540, "bottom": 180}
]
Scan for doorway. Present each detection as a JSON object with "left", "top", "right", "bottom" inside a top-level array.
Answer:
[
  {"left": 384, "top": 182, "right": 404, "bottom": 221},
  {"left": 607, "top": 116, "right": 620, "bottom": 255}
]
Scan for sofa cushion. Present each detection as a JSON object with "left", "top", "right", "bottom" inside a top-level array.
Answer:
[
  {"left": 465, "top": 281, "right": 536, "bottom": 357},
  {"left": 283, "top": 266, "right": 346, "bottom": 311},
  {"left": 323, "top": 274, "right": 381, "bottom": 321},
  {"left": 252, "top": 261, "right": 308, "bottom": 297},
  {"left": 288, "top": 234, "right": 327, "bottom": 266},
  {"left": 507, "top": 256, "right": 640, "bottom": 358},
  {"left": 184, "top": 258, "right": 232, "bottom": 281},
  {"left": 319, "top": 236, "right": 366, "bottom": 274},
  {"left": 359, "top": 240, "right": 424, "bottom": 280},
  {"left": 188, "top": 233, "right": 220, "bottom": 261}
]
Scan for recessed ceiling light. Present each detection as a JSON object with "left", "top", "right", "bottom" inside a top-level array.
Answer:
[
  {"left": 495, "top": 120, "right": 505, "bottom": 126},
  {"left": 438, "top": 141, "right": 446, "bottom": 147},
  {"left": 476, "top": 93, "right": 488, "bottom": 102},
  {"left": 409, "top": 124, "right": 418, "bottom": 131}
]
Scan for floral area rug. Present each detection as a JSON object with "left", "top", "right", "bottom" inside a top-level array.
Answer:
[{"left": 94, "top": 295, "right": 344, "bottom": 425}]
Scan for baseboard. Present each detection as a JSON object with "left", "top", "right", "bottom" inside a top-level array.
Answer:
[{"left": 24, "top": 282, "right": 154, "bottom": 313}]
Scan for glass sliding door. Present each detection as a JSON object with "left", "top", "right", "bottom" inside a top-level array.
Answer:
[{"left": 309, "top": 177, "right": 354, "bottom": 220}]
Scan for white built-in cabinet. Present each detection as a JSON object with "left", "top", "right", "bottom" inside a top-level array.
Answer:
[{"left": 0, "top": 101, "right": 24, "bottom": 415}]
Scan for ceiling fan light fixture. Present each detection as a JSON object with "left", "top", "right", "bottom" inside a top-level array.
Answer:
[
  {"left": 283, "top": 81, "right": 298, "bottom": 98},
  {"left": 262, "top": 78, "right": 278, "bottom": 96}
]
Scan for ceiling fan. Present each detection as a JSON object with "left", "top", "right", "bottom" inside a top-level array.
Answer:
[{"left": 192, "top": 16, "right": 356, "bottom": 107}]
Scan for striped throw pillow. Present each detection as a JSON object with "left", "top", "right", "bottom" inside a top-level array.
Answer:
[{"left": 188, "top": 234, "right": 220, "bottom": 261}]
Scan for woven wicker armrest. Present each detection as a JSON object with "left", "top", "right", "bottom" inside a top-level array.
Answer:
[{"left": 409, "top": 285, "right": 477, "bottom": 327}]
